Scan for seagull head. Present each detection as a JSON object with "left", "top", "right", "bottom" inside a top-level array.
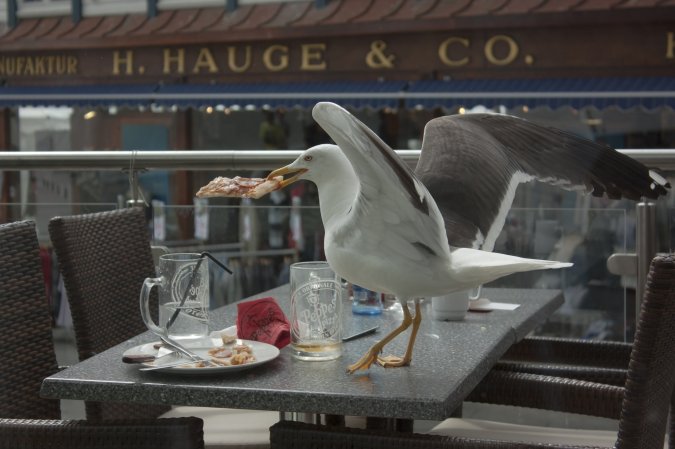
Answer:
[{"left": 267, "top": 144, "right": 350, "bottom": 187}]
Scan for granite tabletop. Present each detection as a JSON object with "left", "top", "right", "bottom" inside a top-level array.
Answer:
[{"left": 41, "top": 287, "right": 563, "bottom": 421}]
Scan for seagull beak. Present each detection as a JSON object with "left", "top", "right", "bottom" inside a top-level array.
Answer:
[{"left": 267, "top": 166, "right": 307, "bottom": 188}]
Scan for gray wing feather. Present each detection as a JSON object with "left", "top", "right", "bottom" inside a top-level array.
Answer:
[
  {"left": 415, "top": 113, "right": 669, "bottom": 249},
  {"left": 313, "top": 103, "right": 450, "bottom": 264}
]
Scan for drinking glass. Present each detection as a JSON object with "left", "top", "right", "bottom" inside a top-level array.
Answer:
[
  {"left": 140, "top": 253, "right": 209, "bottom": 342},
  {"left": 289, "top": 261, "right": 342, "bottom": 361}
]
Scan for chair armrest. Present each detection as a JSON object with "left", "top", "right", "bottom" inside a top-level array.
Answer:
[
  {"left": 503, "top": 336, "right": 632, "bottom": 369},
  {"left": 494, "top": 361, "right": 627, "bottom": 386},
  {"left": 270, "top": 421, "right": 602, "bottom": 449},
  {"left": 466, "top": 369, "right": 624, "bottom": 420}
]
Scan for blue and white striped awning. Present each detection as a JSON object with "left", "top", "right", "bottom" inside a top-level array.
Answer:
[
  {"left": 0, "top": 81, "right": 406, "bottom": 109},
  {"left": 0, "top": 77, "right": 673, "bottom": 110},
  {"left": 0, "top": 84, "right": 160, "bottom": 108},
  {"left": 154, "top": 81, "right": 406, "bottom": 109},
  {"left": 404, "top": 77, "right": 675, "bottom": 110}
]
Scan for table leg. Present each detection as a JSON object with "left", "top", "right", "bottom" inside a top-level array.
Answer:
[
  {"left": 281, "top": 412, "right": 413, "bottom": 432},
  {"left": 280, "top": 412, "right": 321, "bottom": 424},
  {"left": 324, "top": 414, "right": 345, "bottom": 426},
  {"left": 365, "top": 417, "right": 413, "bottom": 432}
]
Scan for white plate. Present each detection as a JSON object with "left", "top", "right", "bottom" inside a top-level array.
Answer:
[
  {"left": 210, "top": 325, "right": 237, "bottom": 339},
  {"left": 123, "top": 337, "right": 279, "bottom": 375}
]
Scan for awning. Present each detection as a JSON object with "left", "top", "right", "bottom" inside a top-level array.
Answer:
[
  {"left": 0, "top": 81, "right": 406, "bottom": 109},
  {"left": 404, "top": 77, "right": 675, "bottom": 110},
  {"left": 0, "top": 84, "right": 160, "bottom": 108},
  {"left": 0, "top": 77, "right": 673, "bottom": 110},
  {"left": 154, "top": 81, "right": 406, "bottom": 109}
]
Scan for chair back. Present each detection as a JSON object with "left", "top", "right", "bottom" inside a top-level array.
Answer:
[
  {"left": 0, "top": 416, "right": 205, "bottom": 449},
  {"left": 48, "top": 207, "right": 169, "bottom": 420},
  {"left": 617, "top": 254, "right": 675, "bottom": 449},
  {"left": 0, "top": 220, "right": 61, "bottom": 419}
]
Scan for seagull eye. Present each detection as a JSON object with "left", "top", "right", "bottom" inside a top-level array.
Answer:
[{"left": 304, "top": 155, "right": 313, "bottom": 162}]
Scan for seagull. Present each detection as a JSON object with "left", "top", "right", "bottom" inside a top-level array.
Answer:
[
  {"left": 414, "top": 112, "right": 670, "bottom": 253},
  {"left": 266, "top": 101, "right": 640, "bottom": 374}
]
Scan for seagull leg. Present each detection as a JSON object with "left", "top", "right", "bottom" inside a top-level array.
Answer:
[
  {"left": 346, "top": 298, "right": 414, "bottom": 374},
  {"left": 377, "top": 298, "right": 422, "bottom": 368}
]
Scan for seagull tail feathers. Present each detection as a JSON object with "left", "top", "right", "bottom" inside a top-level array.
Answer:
[
  {"left": 449, "top": 247, "right": 572, "bottom": 286},
  {"left": 541, "top": 261, "right": 574, "bottom": 269}
]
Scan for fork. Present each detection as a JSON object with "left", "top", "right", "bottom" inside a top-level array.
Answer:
[
  {"left": 158, "top": 334, "right": 218, "bottom": 367},
  {"left": 139, "top": 358, "right": 205, "bottom": 371}
]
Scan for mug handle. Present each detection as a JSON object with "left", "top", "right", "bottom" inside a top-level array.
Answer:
[{"left": 140, "top": 276, "right": 165, "bottom": 336}]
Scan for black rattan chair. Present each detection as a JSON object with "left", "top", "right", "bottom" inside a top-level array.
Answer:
[
  {"left": 0, "top": 220, "right": 61, "bottom": 420},
  {"left": 0, "top": 220, "right": 205, "bottom": 449},
  {"left": 493, "top": 336, "right": 630, "bottom": 386},
  {"left": 48, "top": 208, "right": 278, "bottom": 447},
  {"left": 0, "top": 417, "right": 205, "bottom": 449},
  {"left": 269, "top": 253, "right": 675, "bottom": 449},
  {"left": 48, "top": 207, "right": 170, "bottom": 421}
]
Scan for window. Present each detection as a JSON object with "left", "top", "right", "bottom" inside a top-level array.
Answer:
[
  {"left": 82, "top": 0, "right": 145, "bottom": 17},
  {"left": 16, "top": 0, "right": 70, "bottom": 18}
]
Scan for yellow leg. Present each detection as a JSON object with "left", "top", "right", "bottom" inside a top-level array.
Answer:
[
  {"left": 377, "top": 299, "right": 422, "bottom": 368},
  {"left": 346, "top": 300, "right": 414, "bottom": 374}
]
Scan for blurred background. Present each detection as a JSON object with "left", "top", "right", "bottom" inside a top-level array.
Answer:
[{"left": 1, "top": 0, "right": 674, "bottom": 348}]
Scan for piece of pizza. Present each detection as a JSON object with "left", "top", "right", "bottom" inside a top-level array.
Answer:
[{"left": 196, "top": 176, "right": 283, "bottom": 199}]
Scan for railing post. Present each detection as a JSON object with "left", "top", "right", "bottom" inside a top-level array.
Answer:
[{"left": 635, "top": 201, "right": 657, "bottom": 319}]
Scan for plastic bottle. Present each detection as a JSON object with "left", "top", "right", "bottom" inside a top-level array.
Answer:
[{"left": 351, "top": 284, "right": 383, "bottom": 315}]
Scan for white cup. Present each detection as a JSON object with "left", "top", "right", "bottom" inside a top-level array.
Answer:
[{"left": 431, "top": 290, "right": 470, "bottom": 321}]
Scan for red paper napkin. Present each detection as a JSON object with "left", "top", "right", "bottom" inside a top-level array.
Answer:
[{"left": 236, "top": 297, "right": 290, "bottom": 349}]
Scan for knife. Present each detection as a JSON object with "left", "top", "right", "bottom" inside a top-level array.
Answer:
[{"left": 342, "top": 326, "right": 379, "bottom": 342}]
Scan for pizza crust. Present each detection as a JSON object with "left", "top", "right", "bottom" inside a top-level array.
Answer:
[{"left": 196, "top": 176, "right": 283, "bottom": 199}]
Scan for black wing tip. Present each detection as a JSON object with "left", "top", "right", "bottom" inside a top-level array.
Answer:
[
  {"left": 589, "top": 175, "right": 670, "bottom": 201},
  {"left": 647, "top": 182, "right": 670, "bottom": 199},
  {"left": 645, "top": 169, "right": 671, "bottom": 199}
]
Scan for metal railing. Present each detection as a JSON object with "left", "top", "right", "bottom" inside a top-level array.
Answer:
[
  {"left": 2, "top": 149, "right": 675, "bottom": 171},
  {"left": 2, "top": 148, "right": 673, "bottom": 324}
]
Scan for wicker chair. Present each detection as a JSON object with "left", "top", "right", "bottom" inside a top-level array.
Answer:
[
  {"left": 494, "top": 336, "right": 630, "bottom": 385},
  {"left": 0, "top": 417, "right": 205, "bottom": 449},
  {"left": 269, "top": 254, "right": 675, "bottom": 449},
  {"left": 0, "top": 220, "right": 205, "bottom": 449},
  {"left": 48, "top": 207, "right": 170, "bottom": 421},
  {"left": 0, "top": 220, "right": 61, "bottom": 420},
  {"left": 49, "top": 208, "right": 278, "bottom": 448}
]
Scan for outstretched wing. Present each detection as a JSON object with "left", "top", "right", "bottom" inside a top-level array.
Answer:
[
  {"left": 312, "top": 102, "right": 450, "bottom": 268},
  {"left": 415, "top": 113, "right": 670, "bottom": 251}
]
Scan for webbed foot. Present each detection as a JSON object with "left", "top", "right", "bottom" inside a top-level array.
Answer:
[{"left": 376, "top": 355, "right": 410, "bottom": 368}]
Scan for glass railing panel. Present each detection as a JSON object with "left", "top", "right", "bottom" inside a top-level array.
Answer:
[
  {"left": 151, "top": 203, "right": 310, "bottom": 310},
  {"left": 0, "top": 202, "right": 118, "bottom": 242},
  {"left": 151, "top": 203, "right": 629, "bottom": 341},
  {"left": 0, "top": 198, "right": 632, "bottom": 340},
  {"left": 488, "top": 207, "right": 628, "bottom": 341}
]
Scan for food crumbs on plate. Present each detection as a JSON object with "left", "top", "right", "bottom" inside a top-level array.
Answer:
[
  {"left": 209, "top": 358, "right": 232, "bottom": 367},
  {"left": 184, "top": 361, "right": 207, "bottom": 369},
  {"left": 233, "top": 344, "right": 252, "bottom": 354},
  {"left": 220, "top": 332, "right": 237, "bottom": 345},
  {"left": 208, "top": 347, "right": 233, "bottom": 358},
  {"left": 200, "top": 342, "right": 256, "bottom": 368},
  {"left": 230, "top": 353, "right": 251, "bottom": 365}
]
